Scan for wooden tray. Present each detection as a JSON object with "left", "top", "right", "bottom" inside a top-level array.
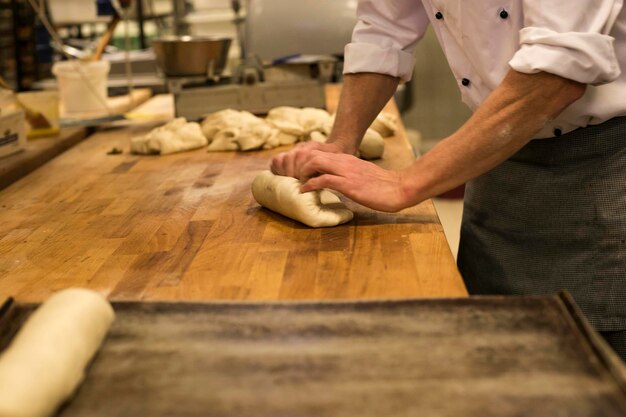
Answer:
[{"left": 1, "top": 293, "right": 626, "bottom": 417}]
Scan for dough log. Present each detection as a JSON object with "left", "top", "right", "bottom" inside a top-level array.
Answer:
[
  {"left": 251, "top": 171, "right": 353, "bottom": 228},
  {"left": 0, "top": 288, "right": 115, "bottom": 417}
]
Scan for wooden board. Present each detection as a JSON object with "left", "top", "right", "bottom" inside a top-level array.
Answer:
[
  {"left": 0, "top": 85, "right": 466, "bottom": 302},
  {"left": 1, "top": 294, "right": 625, "bottom": 417}
]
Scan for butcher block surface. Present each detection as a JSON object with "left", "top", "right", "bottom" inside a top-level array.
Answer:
[{"left": 0, "top": 85, "right": 466, "bottom": 302}]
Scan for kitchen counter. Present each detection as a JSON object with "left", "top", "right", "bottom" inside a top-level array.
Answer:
[{"left": 0, "top": 85, "right": 467, "bottom": 302}]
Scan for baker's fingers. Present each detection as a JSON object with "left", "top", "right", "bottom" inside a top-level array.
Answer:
[
  {"left": 271, "top": 142, "right": 324, "bottom": 178},
  {"left": 300, "top": 154, "right": 413, "bottom": 212},
  {"left": 301, "top": 174, "right": 346, "bottom": 193},
  {"left": 300, "top": 150, "right": 358, "bottom": 181},
  {"left": 270, "top": 152, "right": 287, "bottom": 176}
]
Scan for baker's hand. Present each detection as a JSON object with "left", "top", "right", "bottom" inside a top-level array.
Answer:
[
  {"left": 299, "top": 150, "right": 414, "bottom": 212},
  {"left": 271, "top": 141, "right": 348, "bottom": 179}
]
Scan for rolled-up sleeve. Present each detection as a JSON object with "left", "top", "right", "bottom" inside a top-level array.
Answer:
[
  {"left": 509, "top": 1, "right": 623, "bottom": 85},
  {"left": 344, "top": 1, "right": 430, "bottom": 82}
]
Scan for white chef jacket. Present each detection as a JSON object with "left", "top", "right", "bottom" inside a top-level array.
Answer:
[{"left": 343, "top": 0, "right": 626, "bottom": 138}]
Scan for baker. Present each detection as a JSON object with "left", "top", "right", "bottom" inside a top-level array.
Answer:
[{"left": 271, "top": 1, "right": 626, "bottom": 360}]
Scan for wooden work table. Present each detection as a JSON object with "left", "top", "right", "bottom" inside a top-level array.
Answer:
[{"left": 0, "top": 85, "right": 467, "bottom": 302}]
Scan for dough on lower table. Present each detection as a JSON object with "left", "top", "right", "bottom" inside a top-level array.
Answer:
[
  {"left": 0, "top": 288, "right": 115, "bottom": 417},
  {"left": 251, "top": 170, "right": 353, "bottom": 228}
]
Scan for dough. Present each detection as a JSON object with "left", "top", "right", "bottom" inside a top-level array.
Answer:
[
  {"left": 305, "top": 129, "right": 385, "bottom": 160},
  {"left": 251, "top": 170, "right": 353, "bottom": 228},
  {"left": 200, "top": 107, "right": 332, "bottom": 152},
  {"left": 299, "top": 107, "right": 333, "bottom": 133},
  {"left": 131, "top": 118, "right": 207, "bottom": 155},
  {"left": 207, "top": 122, "right": 278, "bottom": 152},
  {"left": 359, "top": 128, "right": 385, "bottom": 160},
  {"left": 266, "top": 106, "right": 332, "bottom": 139},
  {"left": 207, "top": 127, "right": 240, "bottom": 152},
  {"left": 309, "top": 131, "right": 328, "bottom": 143},
  {"left": 276, "top": 131, "right": 299, "bottom": 146},
  {"left": 239, "top": 123, "right": 275, "bottom": 151},
  {"left": 201, "top": 109, "right": 283, "bottom": 152},
  {"left": 370, "top": 112, "right": 397, "bottom": 138},
  {"left": 201, "top": 109, "right": 261, "bottom": 140},
  {"left": 0, "top": 288, "right": 115, "bottom": 417}
]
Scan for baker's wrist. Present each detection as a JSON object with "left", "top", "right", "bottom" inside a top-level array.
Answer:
[
  {"left": 327, "top": 137, "right": 359, "bottom": 155},
  {"left": 397, "top": 167, "right": 426, "bottom": 209}
]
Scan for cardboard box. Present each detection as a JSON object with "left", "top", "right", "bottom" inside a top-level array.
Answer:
[{"left": 0, "top": 110, "right": 26, "bottom": 159}]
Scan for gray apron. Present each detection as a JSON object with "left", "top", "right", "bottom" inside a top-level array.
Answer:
[{"left": 458, "top": 117, "right": 626, "bottom": 332}]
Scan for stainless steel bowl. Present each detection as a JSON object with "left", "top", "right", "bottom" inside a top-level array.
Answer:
[{"left": 152, "top": 36, "right": 232, "bottom": 78}]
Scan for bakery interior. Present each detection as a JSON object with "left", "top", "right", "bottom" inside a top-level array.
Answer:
[{"left": 0, "top": 1, "right": 625, "bottom": 416}]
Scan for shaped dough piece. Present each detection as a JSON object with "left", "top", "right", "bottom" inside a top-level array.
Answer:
[
  {"left": 0, "top": 288, "right": 115, "bottom": 417},
  {"left": 370, "top": 112, "right": 397, "bottom": 138},
  {"left": 359, "top": 128, "right": 385, "bottom": 160},
  {"left": 131, "top": 118, "right": 207, "bottom": 155},
  {"left": 252, "top": 170, "right": 353, "bottom": 228}
]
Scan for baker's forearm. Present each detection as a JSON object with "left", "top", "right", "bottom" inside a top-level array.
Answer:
[
  {"left": 329, "top": 72, "right": 400, "bottom": 154},
  {"left": 400, "top": 70, "right": 586, "bottom": 205}
]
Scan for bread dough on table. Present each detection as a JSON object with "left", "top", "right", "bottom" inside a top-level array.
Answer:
[
  {"left": 266, "top": 106, "right": 332, "bottom": 139},
  {"left": 201, "top": 109, "right": 282, "bottom": 152},
  {"left": 299, "top": 107, "right": 333, "bottom": 133},
  {"left": 305, "top": 128, "right": 385, "bottom": 160},
  {"left": 201, "top": 109, "right": 262, "bottom": 140},
  {"left": 358, "top": 128, "right": 385, "bottom": 160},
  {"left": 370, "top": 112, "right": 398, "bottom": 138},
  {"left": 131, "top": 118, "right": 207, "bottom": 155},
  {"left": 251, "top": 170, "right": 353, "bottom": 228},
  {"left": 0, "top": 288, "right": 115, "bottom": 417},
  {"left": 207, "top": 128, "right": 240, "bottom": 152},
  {"left": 239, "top": 123, "right": 276, "bottom": 151},
  {"left": 200, "top": 107, "right": 387, "bottom": 154},
  {"left": 207, "top": 122, "right": 278, "bottom": 152},
  {"left": 309, "top": 131, "right": 328, "bottom": 143}
]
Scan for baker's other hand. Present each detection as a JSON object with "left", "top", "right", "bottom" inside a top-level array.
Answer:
[
  {"left": 299, "top": 150, "right": 414, "bottom": 212},
  {"left": 271, "top": 141, "right": 348, "bottom": 179}
]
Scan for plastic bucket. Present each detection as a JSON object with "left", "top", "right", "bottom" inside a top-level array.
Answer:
[{"left": 52, "top": 60, "right": 110, "bottom": 115}]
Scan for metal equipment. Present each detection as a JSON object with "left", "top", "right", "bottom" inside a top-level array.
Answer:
[{"left": 158, "top": 0, "right": 358, "bottom": 120}]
